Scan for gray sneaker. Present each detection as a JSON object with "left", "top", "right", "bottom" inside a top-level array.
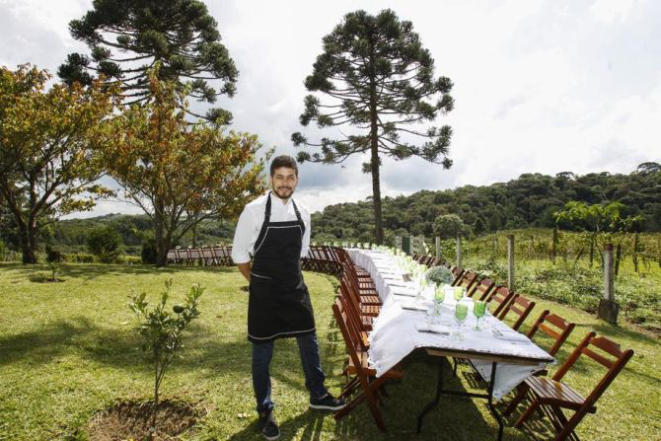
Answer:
[{"left": 310, "top": 393, "right": 346, "bottom": 411}]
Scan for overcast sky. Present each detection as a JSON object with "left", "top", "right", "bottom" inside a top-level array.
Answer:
[{"left": 1, "top": 0, "right": 659, "bottom": 217}]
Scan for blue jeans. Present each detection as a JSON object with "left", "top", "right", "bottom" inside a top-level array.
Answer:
[{"left": 252, "top": 332, "right": 328, "bottom": 413}]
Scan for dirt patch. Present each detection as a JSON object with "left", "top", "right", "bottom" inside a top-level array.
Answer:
[{"left": 88, "top": 399, "right": 204, "bottom": 441}]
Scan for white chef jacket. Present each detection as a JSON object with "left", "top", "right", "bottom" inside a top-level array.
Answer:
[{"left": 231, "top": 192, "right": 311, "bottom": 264}]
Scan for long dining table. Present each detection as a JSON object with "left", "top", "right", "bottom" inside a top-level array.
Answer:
[{"left": 346, "top": 249, "right": 555, "bottom": 441}]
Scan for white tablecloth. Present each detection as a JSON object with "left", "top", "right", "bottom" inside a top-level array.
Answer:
[{"left": 346, "top": 249, "right": 555, "bottom": 400}]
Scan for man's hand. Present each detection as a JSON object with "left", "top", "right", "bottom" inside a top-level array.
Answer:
[{"left": 237, "top": 262, "right": 251, "bottom": 283}]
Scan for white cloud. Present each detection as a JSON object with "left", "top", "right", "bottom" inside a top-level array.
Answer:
[{"left": 1, "top": 0, "right": 659, "bottom": 218}]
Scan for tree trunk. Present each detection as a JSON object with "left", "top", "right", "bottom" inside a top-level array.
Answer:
[
  {"left": 154, "top": 217, "right": 170, "bottom": 268},
  {"left": 589, "top": 236, "right": 595, "bottom": 268},
  {"left": 368, "top": 52, "right": 383, "bottom": 245},
  {"left": 19, "top": 220, "right": 38, "bottom": 264}
]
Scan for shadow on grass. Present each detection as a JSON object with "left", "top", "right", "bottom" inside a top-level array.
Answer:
[
  {"left": 226, "top": 409, "right": 326, "bottom": 441},
  {"left": 2, "top": 263, "right": 234, "bottom": 283}
]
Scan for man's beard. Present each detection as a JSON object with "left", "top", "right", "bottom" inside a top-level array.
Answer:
[{"left": 273, "top": 185, "right": 294, "bottom": 199}]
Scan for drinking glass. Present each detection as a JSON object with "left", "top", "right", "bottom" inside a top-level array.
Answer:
[
  {"left": 433, "top": 285, "right": 445, "bottom": 321},
  {"left": 454, "top": 303, "right": 468, "bottom": 340},
  {"left": 453, "top": 286, "right": 464, "bottom": 302},
  {"left": 473, "top": 301, "right": 486, "bottom": 331}
]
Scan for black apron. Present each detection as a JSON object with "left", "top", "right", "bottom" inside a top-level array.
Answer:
[{"left": 247, "top": 192, "right": 315, "bottom": 343}]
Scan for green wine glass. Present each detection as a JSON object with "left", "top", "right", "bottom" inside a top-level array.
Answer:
[
  {"left": 453, "top": 286, "right": 464, "bottom": 302},
  {"left": 474, "top": 301, "right": 486, "bottom": 331}
]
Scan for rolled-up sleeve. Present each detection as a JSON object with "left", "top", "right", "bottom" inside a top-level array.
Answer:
[
  {"left": 231, "top": 207, "right": 254, "bottom": 264},
  {"left": 300, "top": 211, "right": 311, "bottom": 258}
]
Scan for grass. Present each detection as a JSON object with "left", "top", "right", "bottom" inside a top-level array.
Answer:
[
  {"left": 0, "top": 263, "right": 660, "bottom": 440},
  {"left": 463, "top": 256, "right": 661, "bottom": 332}
]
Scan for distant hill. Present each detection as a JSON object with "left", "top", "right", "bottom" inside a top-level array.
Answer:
[
  {"left": 310, "top": 163, "right": 661, "bottom": 244},
  {"left": 4, "top": 163, "right": 659, "bottom": 253}
]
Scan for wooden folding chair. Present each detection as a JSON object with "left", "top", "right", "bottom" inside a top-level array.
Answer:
[
  {"left": 503, "top": 310, "right": 576, "bottom": 417},
  {"left": 337, "top": 290, "right": 370, "bottom": 351},
  {"left": 498, "top": 293, "right": 536, "bottom": 331},
  {"left": 485, "top": 285, "right": 515, "bottom": 317},
  {"left": 455, "top": 270, "right": 479, "bottom": 293},
  {"left": 513, "top": 332, "right": 634, "bottom": 441},
  {"left": 467, "top": 277, "right": 495, "bottom": 299},
  {"left": 450, "top": 267, "right": 465, "bottom": 286},
  {"left": 332, "top": 301, "right": 403, "bottom": 431}
]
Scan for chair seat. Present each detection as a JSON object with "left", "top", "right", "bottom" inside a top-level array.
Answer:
[
  {"left": 359, "top": 295, "right": 382, "bottom": 305},
  {"left": 360, "top": 304, "right": 380, "bottom": 316},
  {"left": 524, "top": 377, "right": 596, "bottom": 413}
]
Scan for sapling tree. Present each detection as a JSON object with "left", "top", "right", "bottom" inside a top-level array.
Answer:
[{"left": 128, "top": 279, "right": 204, "bottom": 435}]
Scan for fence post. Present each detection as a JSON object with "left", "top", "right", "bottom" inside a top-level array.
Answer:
[
  {"left": 395, "top": 236, "right": 403, "bottom": 252},
  {"left": 456, "top": 234, "right": 462, "bottom": 268},
  {"left": 507, "top": 235, "right": 515, "bottom": 291},
  {"left": 551, "top": 228, "right": 558, "bottom": 265},
  {"left": 598, "top": 244, "right": 619, "bottom": 324},
  {"left": 435, "top": 236, "right": 441, "bottom": 261}
]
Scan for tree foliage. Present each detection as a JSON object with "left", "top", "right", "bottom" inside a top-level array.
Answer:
[
  {"left": 293, "top": 9, "right": 454, "bottom": 244},
  {"left": 87, "top": 225, "right": 123, "bottom": 263},
  {"left": 58, "top": 0, "right": 237, "bottom": 124},
  {"left": 0, "top": 65, "right": 117, "bottom": 263},
  {"left": 309, "top": 166, "right": 661, "bottom": 244},
  {"left": 105, "top": 66, "right": 266, "bottom": 266}
]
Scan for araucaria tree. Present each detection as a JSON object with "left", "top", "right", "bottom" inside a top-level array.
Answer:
[
  {"left": 292, "top": 9, "right": 454, "bottom": 244},
  {"left": 58, "top": 0, "right": 237, "bottom": 124},
  {"left": 0, "top": 65, "right": 117, "bottom": 264},
  {"left": 106, "top": 67, "right": 266, "bottom": 267}
]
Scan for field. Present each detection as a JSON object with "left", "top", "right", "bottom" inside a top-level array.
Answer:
[{"left": 1, "top": 263, "right": 660, "bottom": 440}]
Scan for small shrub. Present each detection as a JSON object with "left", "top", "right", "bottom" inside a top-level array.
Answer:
[
  {"left": 129, "top": 279, "right": 205, "bottom": 434},
  {"left": 88, "top": 226, "right": 122, "bottom": 263}
]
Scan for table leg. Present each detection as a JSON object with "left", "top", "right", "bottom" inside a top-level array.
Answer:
[
  {"left": 487, "top": 361, "right": 504, "bottom": 441},
  {"left": 416, "top": 356, "right": 444, "bottom": 434}
]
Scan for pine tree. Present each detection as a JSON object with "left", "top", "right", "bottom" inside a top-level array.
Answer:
[
  {"left": 292, "top": 9, "right": 454, "bottom": 243},
  {"left": 58, "top": 0, "right": 237, "bottom": 124}
]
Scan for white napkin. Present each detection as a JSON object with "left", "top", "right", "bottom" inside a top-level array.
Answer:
[
  {"left": 492, "top": 329, "right": 530, "bottom": 343},
  {"left": 401, "top": 303, "right": 429, "bottom": 312},
  {"left": 415, "top": 322, "right": 452, "bottom": 335},
  {"left": 390, "top": 287, "right": 418, "bottom": 297}
]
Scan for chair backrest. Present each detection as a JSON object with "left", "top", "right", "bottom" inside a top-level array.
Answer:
[
  {"left": 553, "top": 332, "right": 634, "bottom": 409},
  {"left": 498, "top": 293, "right": 536, "bottom": 331},
  {"left": 526, "top": 310, "right": 576, "bottom": 357},
  {"left": 468, "top": 277, "right": 495, "bottom": 300},
  {"left": 332, "top": 299, "right": 365, "bottom": 375},
  {"left": 456, "top": 270, "right": 479, "bottom": 292},
  {"left": 450, "top": 267, "right": 465, "bottom": 286},
  {"left": 485, "top": 285, "right": 515, "bottom": 316}
]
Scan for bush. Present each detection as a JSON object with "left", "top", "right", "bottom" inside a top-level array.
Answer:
[
  {"left": 87, "top": 226, "right": 122, "bottom": 263},
  {"left": 45, "top": 245, "right": 63, "bottom": 263},
  {"left": 63, "top": 252, "right": 96, "bottom": 263},
  {"left": 141, "top": 237, "right": 158, "bottom": 264}
]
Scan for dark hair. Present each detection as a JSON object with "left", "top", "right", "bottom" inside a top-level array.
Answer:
[{"left": 270, "top": 155, "right": 298, "bottom": 176}]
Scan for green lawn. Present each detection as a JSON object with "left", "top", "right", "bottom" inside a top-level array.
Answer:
[{"left": 0, "top": 263, "right": 659, "bottom": 440}]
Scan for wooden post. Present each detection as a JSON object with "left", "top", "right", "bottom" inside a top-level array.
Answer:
[
  {"left": 456, "top": 234, "right": 462, "bottom": 268},
  {"left": 507, "top": 235, "right": 515, "bottom": 291},
  {"left": 492, "top": 235, "right": 498, "bottom": 259},
  {"left": 551, "top": 228, "right": 558, "bottom": 265},
  {"left": 633, "top": 232, "right": 640, "bottom": 273},
  {"left": 435, "top": 236, "right": 441, "bottom": 261},
  {"left": 598, "top": 244, "right": 619, "bottom": 324}
]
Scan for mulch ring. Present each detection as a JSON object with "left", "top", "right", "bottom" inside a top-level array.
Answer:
[{"left": 89, "top": 399, "right": 205, "bottom": 441}]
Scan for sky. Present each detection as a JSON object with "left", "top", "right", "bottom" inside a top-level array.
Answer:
[{"left": 1, "top": 0, "right": 659, "bottom": 217}]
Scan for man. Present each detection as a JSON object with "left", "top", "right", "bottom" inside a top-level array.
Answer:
[{"left": 231, "top": 155, "right": 345, "bottom": 440}]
